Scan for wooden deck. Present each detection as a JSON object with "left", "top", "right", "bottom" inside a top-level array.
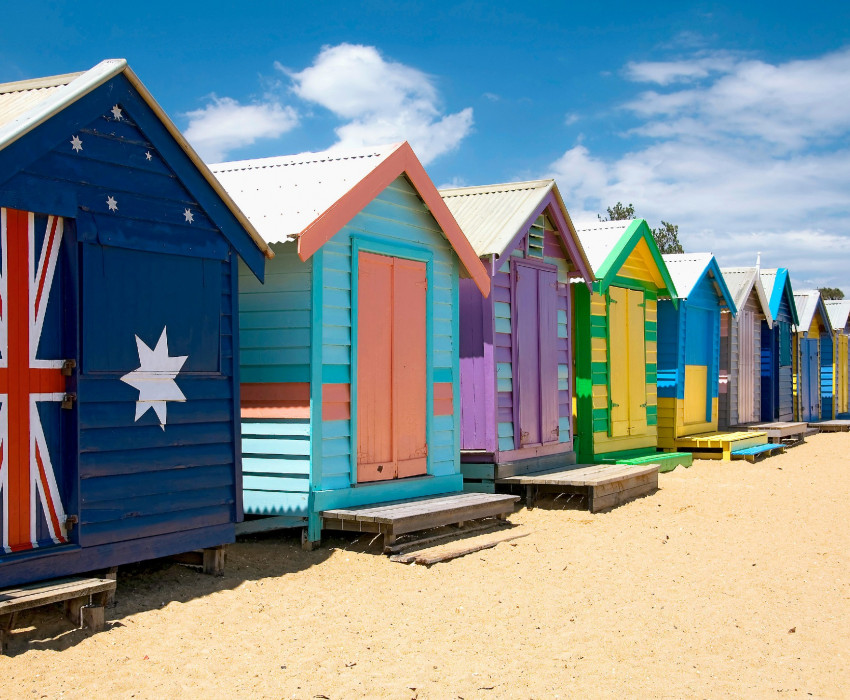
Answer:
[
  {"left": 808, "top": 419, "right": 850, "bottom": 432},
  {"left": 673, "top": 431, "right": 768, "bottom": 460},
  {"left": 497, "top": 463, "right": 659, "bottom": 513},
  {"left": 0, "top": 576, "right": 116, "bottom": 654},
  {"left": 321, "top": 492, "right": 519, "bottom": 551},
  {"left": 739, "top": 421, "right": 808, "bottom": 446}
]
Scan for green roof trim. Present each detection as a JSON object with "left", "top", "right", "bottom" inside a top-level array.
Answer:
[{"left": 594, "top": 219, "right": 678, "bottom": 305}]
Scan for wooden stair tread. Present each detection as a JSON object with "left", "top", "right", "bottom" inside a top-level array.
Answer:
[{"left": 321, "top": 492, "right": 518, "bottom": 524}]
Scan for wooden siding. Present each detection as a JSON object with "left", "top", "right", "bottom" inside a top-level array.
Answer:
[
  {"left": 720, "top": 290, "right": 763, "bottom": 427},
  {"left": 238, "top": 244, "right": 312, "bottom": 516},
  {"left": 317, "top": 176, "right": 459, "bottom": 492},
  {"left": 575, "top": 239, "right": 661, "bottom": 460},
  {"left": 0, "top": 76, "right": 253, "bottom": 585}
]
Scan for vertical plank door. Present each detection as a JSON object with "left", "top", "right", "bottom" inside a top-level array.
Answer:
[
  {"left": 356, "top": 252, "right": 427, "bottom": 483},
  {"left": 738, "top": 309, "right": 755, "bottom": 423},
  {"left": 607, "top": 286, "right": 630, "bottom": 437},
  {"left": 626, "top": 289, "right": 647, "bottom": 435}
]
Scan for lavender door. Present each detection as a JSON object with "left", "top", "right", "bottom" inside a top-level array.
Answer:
[{"left": 512, "top": 260, "right": 558, "bottom": 447}]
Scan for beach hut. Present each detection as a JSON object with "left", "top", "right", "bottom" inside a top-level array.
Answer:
[
  {"left": 212, "top": 143, "right": 516, "bottom": 548},
  {"left": 571, "top": 220, "right": 678, "bottom": 466},
  {"left": 793, "top": 290, "right": 833, "bottom": 422},
  {"left": 758, "top": 269, "right": 798, "bottom": 422},
  {"left": 825, "top": 301, "right": 850, "bottom": 419},
  {"left": 718, "top": 267, "right": 773, "bottom": 428},
  {"left": 437, "top": 181, "right": 594, "bottom": 488},
  {"left": 0, "top": 60, "right": 272, "bottom": 588},
  {"left": 655, "top": 254, "right": 768, "bottom": 459}
]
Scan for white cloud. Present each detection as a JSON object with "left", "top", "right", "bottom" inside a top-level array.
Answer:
[
  {"left": 548, "top": 48, "right": 850, "bottom": 288},
  {"left": 184, "top": 96, "right": 298, "bottom": 162},
  {"left": 285, "top": 43, "right": 473, "bottom": 164}
]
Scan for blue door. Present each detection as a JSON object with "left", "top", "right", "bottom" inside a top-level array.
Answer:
[{"left": 800, "top": 338, "right": 820, "bottom": 422}]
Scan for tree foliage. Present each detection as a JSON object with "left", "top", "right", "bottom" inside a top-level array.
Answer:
[
  {"left": 599, "top": 202, "right": 685, "bottom": 254},
  {"left": 819, "top": 287, "right": 845, "bottom": 300}
]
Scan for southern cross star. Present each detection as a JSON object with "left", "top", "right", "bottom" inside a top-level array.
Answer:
[
  {"left": 120, "top": 327, "right": 188, "bottom": 430},
  {"left": 183, "top": 208, "right": 194, "bottom": 223},
  {"left": 70, "top": 135, "right": 83, "bottom": 152},
  {"left": 111, "top": 104, "right": 123, "bottom": 120},
  {"left": 106, "top": 195, "right": 118, "bottom": 211}
]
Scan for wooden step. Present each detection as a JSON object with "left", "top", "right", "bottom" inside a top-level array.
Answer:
[
  {"left": 674, "top": 431, "right": 768, "bottom": 460},
  {"left": 731, "top": 443, "right": 786, "bottom": 462},
  {"left": 739, "top": 422, "right": 808, "bottom": 445},
  {"left": 808, "top": 420, "right": 850, "bottom": 432},
  {"left": 617, "top": 452, "right": 693, "bottom": 473},
  {"left": 0, "top": 576, "right": 116, "bottom": 654},
  {"left": 321, "top": 492, "right": 519, "bottom": 550},
  {"left": 498, "top": 463, "right": 659, "bottom": 513}
]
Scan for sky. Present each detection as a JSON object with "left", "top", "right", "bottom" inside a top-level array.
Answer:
[{"left": 2, "top": 1, "right": 849, "bottom": 289}]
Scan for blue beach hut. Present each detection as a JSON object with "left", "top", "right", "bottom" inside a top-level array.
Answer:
[
  {"left": 794, "top": 290, "right": 834, "bottom": 422},
  {"left": 0, "top": 60, "right": 272, "bottom": 587}
]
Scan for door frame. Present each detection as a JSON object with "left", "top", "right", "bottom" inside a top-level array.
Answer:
[
  {"left": 509, "top": 257, "right": 559, "bottom": 449},
  {"left": 349, "top": 235, "right": 434, "bottom": 486}
]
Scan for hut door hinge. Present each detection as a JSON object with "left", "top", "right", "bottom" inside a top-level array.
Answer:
[
  {"left": 62, "top": 359, "right": 77, "bottom": 376},
  {"left": 61, "top": 393, "right": 77, "bottom": 410},
  {"left": 65, "top": 514, "right": 79, "bottom": 531}
]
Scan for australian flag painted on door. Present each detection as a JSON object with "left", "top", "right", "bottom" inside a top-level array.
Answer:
[
  {"left": 0, "top": 210, "right": 75, "bottom": 553},
  {"left": 0, "top": 59, "right": 270, "bottom": 587}
]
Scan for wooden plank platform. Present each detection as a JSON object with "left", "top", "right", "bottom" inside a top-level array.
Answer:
[
  {"left": 808, "top": 420, "right": 850, "bottom": 432},
  {"left": 0, "top": 576, "right": 116, "bottom": 654},
  {"left": 731, "top": 443, "right": 786, "bottom": 462},
  {"left": 498, "top": 463, "right": 659, "bottom": 513},
  {"left": 739, "top": 422, "right": 808, "bottom": 446},
  {"left": 617, "top": 452, "right": 693, "bottom": 473},
  {"left": 321, "top": 492, "right": 519, "bottom": 551},
  {"left": 674, "top": 431, "right": 768, "bottom": 460},
  {"left": 389, "top": 528, "right": 529, "bottom": 565}
]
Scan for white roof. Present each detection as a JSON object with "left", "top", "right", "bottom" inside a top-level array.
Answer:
[
  {"left": 825, "top": 300, "right": 850, "bottom": 331},
  {"left": 438, "top": 180, "right": 556, "bottom": 257},
  {"left": 759, "top": 269, "right": 779, "bottom": 299},
  {"left": 572, "top": 220, "right": 633, "bottom": 274},
  {"left": 662, "top": 253, "right": 714, "bottom": 299},
  {"left": 210, "top": 144, "right": 402, "bottom": 244},
  {"left": 795, "top": 290, "right": 824, "bottom": 332},
  {"left": 720, "top": 266, "right": 773, "bottom": 325}
]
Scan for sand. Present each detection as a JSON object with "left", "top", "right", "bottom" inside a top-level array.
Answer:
[{"left": 2, "top": 432, "right": 849, "bottom": 699}]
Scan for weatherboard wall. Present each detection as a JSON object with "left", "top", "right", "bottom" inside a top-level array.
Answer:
[
  {"left": 657, "top": 271, "right": 723, "bottom": 448},
  {"left": 0, "top": 75, "right": 251, "bottom": 587},
  {"left": 720, "top": 289, "right": 763, "bottom": 428},
  {"left": 459, "top": 210, "right": 575, "bottom": 467},
  {"left": 236, "top": 176, "right": 463, "bottom": 525},
  {"left": 574, "top": 238, "right": 661, "bottom": 461}
]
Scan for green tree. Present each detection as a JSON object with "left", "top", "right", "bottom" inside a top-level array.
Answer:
[
  {"left": 599, "top": 203, "right": 685, "bottom": 254},
  {"left": 652, "top": 221, "right": 684, "bottom": 254},
  {"left": 819, "top": 287, "right": 845, "bottom": 300}
]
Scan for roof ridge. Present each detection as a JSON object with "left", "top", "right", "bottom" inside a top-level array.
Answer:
[
  {"left": 211, "top": 144, "right": 400, "bottom": 173},
  {"left": 439, "top": 179, "right": 554, "bottom": 196}
]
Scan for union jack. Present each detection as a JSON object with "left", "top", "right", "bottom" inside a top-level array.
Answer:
[{"left": 0, "top": 208, "right": 69, "bottom": 553}]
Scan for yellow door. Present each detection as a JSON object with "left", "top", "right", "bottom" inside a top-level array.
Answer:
[
  {"left": 608, "top": 287, "right": 647, "bottom": 437},
  {"left": 684, "top": 365, "right": 708, "bottom": 424}
]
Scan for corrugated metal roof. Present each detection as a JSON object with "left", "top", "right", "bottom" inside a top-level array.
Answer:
[
  {"left": 0, "top": 60, "right": 272, "bottom": 261},
  {"left": 572, "top": 220, "right": 633, "bottom": 274},
  {"left": 759, "top": 269, "right": 778, "bottom": 298},
  {"left": 825, "top": 300, "right": 850, "bottom": 331},
  {"left": 720, "top": 266, "right": 772, "bottom": 326},
  {"left": 210, "top": 144, "right": 402, "bottom": 244},
  {"left": 662, "top": 253, "right": 715, "bottom": 299},
  {"left": 794, "top": 290, "right": 822, "bottom": 331},
  {"left": 438, "top": 180, "right": 555, "bottom": 256},
  {"left": 0, "top": 71, "right": 84, "bottom": 128}
]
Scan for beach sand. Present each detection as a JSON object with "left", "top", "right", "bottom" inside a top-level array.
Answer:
[{"left": 3, "top": 432, "right": 848, "bottom": 698}]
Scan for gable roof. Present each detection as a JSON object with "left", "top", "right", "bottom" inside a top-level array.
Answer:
[
  {"left": 720, "top": 266, "right": 773, "bottom": 327},
  {"left": 663, "top": 253, "right": 737, "bottom": 314},
  {"left": 437, "top": 179, "right": 593, "bottom": 283},
  {"left": 211, "top": 142, "right": 490, "bottom": 295},
  {"left": 760, "top": 267, "right": 799, "bottom": 325},
  {"left": 825, "top": 300, "right": 850, "bottom": 332},
  {"left": 573, "top": 218, "right": 677, "bottom": 299},
  {"left": 794, "top": 289, "right": 833, "bottom": 337},
  {"left": 0, "top": 59, "right": 273, "bottom": 270}
]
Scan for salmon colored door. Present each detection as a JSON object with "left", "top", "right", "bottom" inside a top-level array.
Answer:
[{"left": 356, "top": 252, "right": 427, "bottom": 482}]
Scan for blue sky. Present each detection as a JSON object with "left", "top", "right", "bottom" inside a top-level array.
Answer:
[{"left": 3, "top": 1, "right": 849, "bottom": 288}]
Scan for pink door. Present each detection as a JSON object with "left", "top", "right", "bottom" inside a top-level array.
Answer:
[{"left": 356, "top": 252, "right": 427, "bottom": 482}]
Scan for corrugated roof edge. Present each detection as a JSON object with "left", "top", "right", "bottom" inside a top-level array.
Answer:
[
  {"left": 795, "top": 289, "right": 834, "bottom": 337},
  {"left": 0, "top": 59, "right": 273, "bottom": 262},
  {"left": 765, "top": 268, "right": 799, "bottom": 325},
  {"left": 825, "top": 300, "right": 850, "bottom": 330},
  {"left": 720, "top": 266, "right": 772, "bottom": 327}
]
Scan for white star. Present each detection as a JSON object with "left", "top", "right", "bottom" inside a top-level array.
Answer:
[
  {"left": 70, "top": 135, "right": 83, "bottom": 152},
  {"left": 111, "top": 104, "right": 123, "bottom": 120},
  {"left": 145, "top": 151, "right": 153, "bottom": 161},
  {"left": 106, "top": 195, "right": 118, "bottom": 211},
  {"left": 120, "top": 327, "right": 188, "bottom": 430},
  {"left": 183, "top": 208, "right": 194, "bottom": 224}
]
